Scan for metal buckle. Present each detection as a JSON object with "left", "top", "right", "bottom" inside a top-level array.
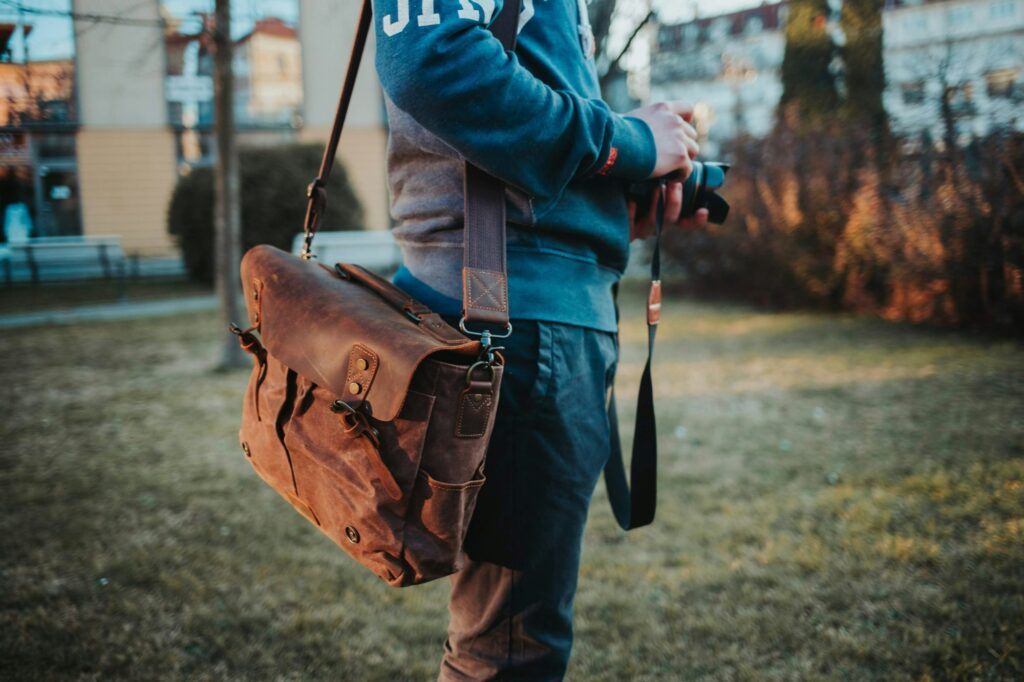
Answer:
[
  {"left": 458, "top": 319, "right": 509, "bottom": 366},
  {"left": 464, "top": 360, "right": 497, "bottom": 387},
  {"left": 300, "top": 179, "right": 327, "bottom": 260},
  {"left": 331, "top": 399, "right": 379, "bottom": 446},
  {"left": 458, "top": 317, "right": 512, "bottom": 356},
  {"left": 299, "top": 230, "right": 317, "bottom": 260},
  {"left": 458, "top": 318, "right": 513, "bottom": 340}
]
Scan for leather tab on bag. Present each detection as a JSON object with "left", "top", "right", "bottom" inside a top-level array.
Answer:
[
  {"left": 345, "top": 344, "right": 379, "bottom": 403},
  {"left": 647, "top": 280, "right": 662, "bottom": 326},
  {"left": 455, "top": 379, "right": 496, "bottom": 439},
  {"left": 462, "top": 267, "right": 509, "bottom": 326}
]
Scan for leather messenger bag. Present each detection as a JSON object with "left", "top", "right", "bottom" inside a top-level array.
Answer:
[{"left": 232, "top": 0, "right": 660, "bottom": 588}]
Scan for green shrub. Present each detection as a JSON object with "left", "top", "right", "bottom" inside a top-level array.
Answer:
[{"left": 168, "top": 144, "right": 364, "bottom": 283}]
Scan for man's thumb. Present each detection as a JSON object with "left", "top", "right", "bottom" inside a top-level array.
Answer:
[{"left": 668, "top": 101, "right": 694, "bottom": 121}]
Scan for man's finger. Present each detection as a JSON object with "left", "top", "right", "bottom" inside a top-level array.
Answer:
[
  {"left": 664, "top": 181, "right": 683, "bottom": 225},
  {"left": 676, "top": 156, "right": 694, "bottom": 184},
  {"left": 678, "top": 208, "right": 710, "bottom": 231},
  {"left": 682, "top": 135, "right": 700, "bottom": 160},
  {"left": 667, "top": 101, "right": 694, "bottom": 121}
]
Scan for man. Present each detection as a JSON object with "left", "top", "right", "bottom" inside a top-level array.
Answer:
[{"left": 372, "top": 0, "right": 706, "bottom": 678}]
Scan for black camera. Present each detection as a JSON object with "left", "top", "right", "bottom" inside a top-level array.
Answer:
[{"left": 627, "top": 161, "right": 730, "bottom": 225}]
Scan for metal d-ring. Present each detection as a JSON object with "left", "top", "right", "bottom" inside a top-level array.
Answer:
[{"left": 465, "top": 360, "right": 496, "bottom": 388}]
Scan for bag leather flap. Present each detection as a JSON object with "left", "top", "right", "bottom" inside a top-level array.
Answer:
[{"left": 240, "top": 245, "right": 480, "bottom": 421}]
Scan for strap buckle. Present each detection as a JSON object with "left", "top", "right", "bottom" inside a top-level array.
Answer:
[
  {"left": 331, "top": 399, "right": 379, "bottom": 446},
  {"left": 459, "top": 316, "right": 511, "bottom": 346},
  {"left": 300, "top": 179, "right": 327, "bottom": 260},
  {"left": 458, "top": 317, "right": 510, "bottom": 364}
]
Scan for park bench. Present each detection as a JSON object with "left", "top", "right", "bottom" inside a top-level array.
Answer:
[
  {"left": 3, "top": 235, "right": 127, "bottom": 285},
  {"left": 290, "top": 229, "right": 401, "bottom": 273}
]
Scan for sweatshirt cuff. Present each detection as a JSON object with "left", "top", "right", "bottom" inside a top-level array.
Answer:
[{"left": 596, "top": 114, "right": 657, "bottom": 181}]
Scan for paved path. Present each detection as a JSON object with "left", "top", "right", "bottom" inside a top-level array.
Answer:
[{"left": 0, "top": 295, "right": 218, "bottom": 330}]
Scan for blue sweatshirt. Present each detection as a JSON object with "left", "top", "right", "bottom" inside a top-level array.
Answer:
[{"left": 373, "top": 0, "right": 657, "bottom": 332}]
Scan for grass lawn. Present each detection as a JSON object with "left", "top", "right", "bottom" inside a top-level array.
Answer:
[{"left": 1, "top": 290, "right": 1021, "bottom": 681}]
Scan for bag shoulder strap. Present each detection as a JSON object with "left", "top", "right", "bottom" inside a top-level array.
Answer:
[
  {"left": 299, "top": 0, "right": 519, "bottom": 330},
  {"left": 300, "top": 0, "right": 659, "bottom": 531}
]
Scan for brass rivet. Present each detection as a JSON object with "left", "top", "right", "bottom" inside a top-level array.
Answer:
[
  {"left": 349, "top": 382, "right": 362, "bottom": 395},
  {"left": 356, "top": 358, "right": 369, "bottom": 371},
  {"left": 241, "top": 442, "right": 251, "bottom": 457},
  {"left": 345, "top": 526, "right": 360, "bottom": 544}
]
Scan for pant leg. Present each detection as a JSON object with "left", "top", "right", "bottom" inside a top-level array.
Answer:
[{"left": 439, "top": 320, "right": 618, "bottom": 682}]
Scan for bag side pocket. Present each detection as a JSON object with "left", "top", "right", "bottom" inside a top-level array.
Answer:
[{"left": 401, "top": 467, "right": 487, "bottom": 584}]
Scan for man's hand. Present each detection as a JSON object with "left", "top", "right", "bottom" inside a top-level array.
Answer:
[
  {"left": 626, "top": 100, "right": 708, "bottom": 240},
  {"left": 628, "top": 182, "right": 710, "bottom": 241},
  {"left": 626, "top": 101, "right": 700, "bottom": 180}
]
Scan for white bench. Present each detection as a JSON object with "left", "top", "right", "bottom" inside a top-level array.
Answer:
[
  {"left": 291, "top": 230, "right": 401, "bottom": 273},
  {"left": 4, "top": 235, "right": 127, "bottom": 284}
]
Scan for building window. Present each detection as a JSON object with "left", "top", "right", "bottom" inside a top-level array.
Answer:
[
  {"left": 903, "top": 13, "right": 928, "bottom": 35},
  {"left": 944, "top": 81, "right": 976, "bottom": 116},
  {"left": 990, "top": 0, "right": 1017, "bottom": 20},
  {"left": 947, "top": 5, "right": 974, "bottom": 26},
  {"left": 902, "top": 81, "right": 926, "bottom": 105},
  {"left": 161, "top": 1, "right": 304, "bottom": 173},
  {"left": 710, "top": 18, "right": 730, "bottom": 41},
  {"left": 684, "top": 23, "right": 700, "bottom": 45},
  {"left": 0, "top": 0, "right": 80, "bottom": 240},
  {"left": 985, "top": 68, "right": 1020, "bottom": 98}
]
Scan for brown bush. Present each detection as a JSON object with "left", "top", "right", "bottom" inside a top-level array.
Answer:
[{"left": 664, "top": 119, "right": 1024, "bottom": 332}]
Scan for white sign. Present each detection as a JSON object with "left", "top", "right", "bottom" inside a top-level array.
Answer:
[{"left": 165, "top": 75, "right": 213, "bottom": 104}]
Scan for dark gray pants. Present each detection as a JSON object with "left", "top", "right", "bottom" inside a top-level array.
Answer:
[{"left": 439, "top": 320, "right": 618, "bottom": 681}]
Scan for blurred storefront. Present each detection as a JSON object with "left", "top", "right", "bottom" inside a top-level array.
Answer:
[
  {"left": 0, "top": 0, "right": 388, "bottom": 257},
  {"left": 0, "top": 13, "right": 80, "bottom": 242}
]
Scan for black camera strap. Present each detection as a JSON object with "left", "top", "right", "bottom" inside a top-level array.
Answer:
[{"left": 604, "top": 199, "right": 664, "bottom": 531}]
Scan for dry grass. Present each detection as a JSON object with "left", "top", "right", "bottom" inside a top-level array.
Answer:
[{"left": 1, "top": 289, "right": 1021, "bottom": 681}]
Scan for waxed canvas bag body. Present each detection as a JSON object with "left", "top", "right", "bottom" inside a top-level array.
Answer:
[{"left": 234, "top": 247, "right": 503, "bottom": 586}]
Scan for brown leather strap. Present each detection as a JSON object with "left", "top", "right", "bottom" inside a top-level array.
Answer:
[
  {"left": 300, "top": 0, "right": 520, "bottom": 331},
  {"left": 335, "top": 263, "right": 432, "bottom": 321},
  {"left": 461, "top": 1, "right": 520, "bottom": 329},
  {"left": 299, "top": 0, "right": 373, "bottom": 259}
]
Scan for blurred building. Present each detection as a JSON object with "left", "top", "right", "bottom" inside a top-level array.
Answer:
[
  {"left": 883, "top": 0, "right": 1024, "bottom": 142},
  {"left": 650, "top": 0, "right": 1022, "bottom": 154},
  {"left": 0, "top": 0, "right": 388, "bottom": 257},
  {"left": 649, "top": 3, "right": 788, "bottom": 157},
  {"left": 234, "top": 18, "right": 304, "bottom": 127},
  {"left": 0, "top": 17, "right": 79, "bottom": 239}
]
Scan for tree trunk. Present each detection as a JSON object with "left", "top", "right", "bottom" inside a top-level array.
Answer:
[
  {"left": 780, "top": 0, "right": 839, "bottom": 122},
  {"left": 213, "top": 0, "right": 246, "bottom": 369}
]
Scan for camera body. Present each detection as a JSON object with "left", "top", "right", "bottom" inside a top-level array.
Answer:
[{"left": 627, "top": 161, "right": 731, "bottom": 225}]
